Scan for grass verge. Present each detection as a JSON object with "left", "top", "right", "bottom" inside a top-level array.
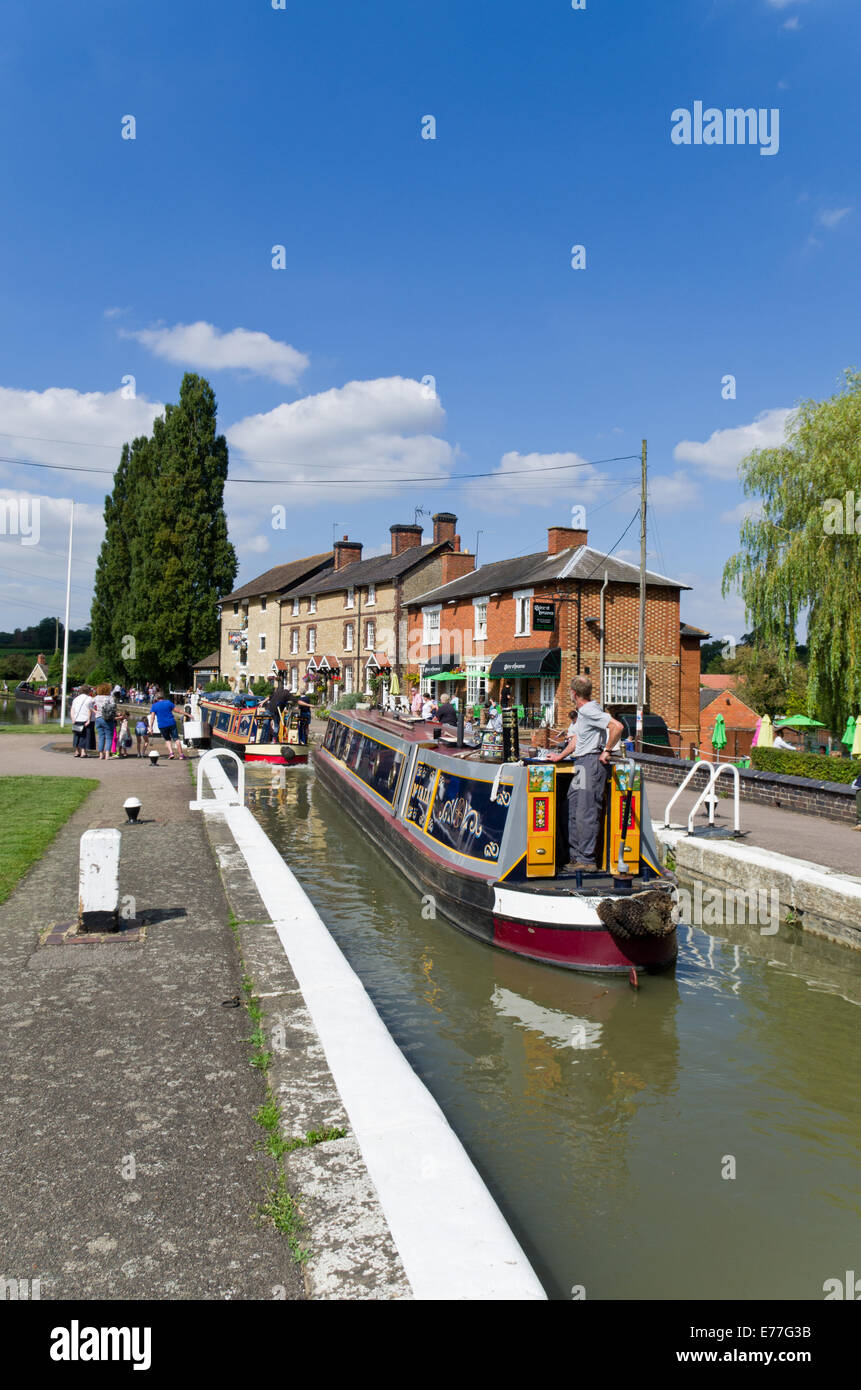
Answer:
[
  {"left": 0, "top": 724, "right": 72, "bottom": 735},
  {"left": 0, "top": 776, "right": 99, "bottom": 904},
  {"left": 227, "top": 911, "right": 324, "bottom": 1265}
]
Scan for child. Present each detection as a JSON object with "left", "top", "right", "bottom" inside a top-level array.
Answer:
[
  {"left": 135, "top": 714, "right": 148, "bottom": 757},
  {"left": 118, "top": 712, "right": 133, "bottom": 758}
]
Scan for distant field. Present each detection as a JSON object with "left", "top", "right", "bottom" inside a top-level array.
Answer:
[{"left": 0, "top": 776, "right": 99, "bottom": 904}]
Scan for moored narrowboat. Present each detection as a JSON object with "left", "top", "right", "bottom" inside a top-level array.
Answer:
[
  {"left": 197, "top": 694, "right": 309, "bottom": 766},
  {"left": 312, "top": 708, "right": 678, "bottom": 975}
]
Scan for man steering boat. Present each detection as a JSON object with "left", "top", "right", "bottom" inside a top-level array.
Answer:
[{"left": 548, "top": 676, "right": 625, "bottom": 873}]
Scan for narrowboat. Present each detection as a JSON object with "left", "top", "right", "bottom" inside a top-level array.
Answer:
[
  {"left": 312, "top": 709, "right": 678, "bottom": 975},
  {"left": 196, "top": 695, "right": 309, "bottom": 766},
  {"left": 15, "top": 682, "right": 59, "bottom": 706}
]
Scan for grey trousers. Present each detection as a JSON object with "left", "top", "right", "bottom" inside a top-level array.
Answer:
[{"left": 567, "top": 753, "right": 608, "bottom": 866}]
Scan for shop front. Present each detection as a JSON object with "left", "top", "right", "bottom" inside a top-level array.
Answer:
[{"left": 487, "top": 648, "right": 561, "bottom": 725}]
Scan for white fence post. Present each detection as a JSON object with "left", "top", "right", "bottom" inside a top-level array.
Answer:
[{"left": 78, "top": 828, "right": 121, "bottom": 933}]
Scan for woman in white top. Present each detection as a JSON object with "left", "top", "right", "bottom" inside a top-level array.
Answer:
[
  {"left": 421, "top": 697, "right": 435, "bottom": 721},
  {"left": 70, "top": 687, "right": 94, "bottom": 758}
]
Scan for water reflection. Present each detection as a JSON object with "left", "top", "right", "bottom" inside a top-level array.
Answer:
[{"left": 246, "top": 764, "right": 861, "bottom": 1301}]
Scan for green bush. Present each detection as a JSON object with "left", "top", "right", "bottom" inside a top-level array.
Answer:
[
  {"left": 250, "top": 678, "right": 271, "bottom": 697},
  {"left": 751, "top": 747, "right": 861, "bottom": 784},
  {"left": 333, "top": 692, "right": 361, "bottom": 710}
]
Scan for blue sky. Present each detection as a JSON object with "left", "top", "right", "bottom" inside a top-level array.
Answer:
[{"left": 0, "top": 0, "right": 857, "bottom": 643}]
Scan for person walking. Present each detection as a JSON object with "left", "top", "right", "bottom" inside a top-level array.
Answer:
[
  {"left": 548, "top": 676, "right": 624, "bottom": 873},
  {"left": 70, "top": 685, "right": 94, "bottom": 758},
  {"left": 134, "top": 712, "right": 148, "bottom": 757},
  {"left": 150, "top": 689, "right": 186, "bottom": 760},
  {"left": 92, "top": 683, "right": 117, "bottom": 761}
]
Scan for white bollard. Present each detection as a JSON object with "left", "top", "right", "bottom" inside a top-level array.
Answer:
[{"left": 78, "top": 828, "right": 121, "bottom": 933}]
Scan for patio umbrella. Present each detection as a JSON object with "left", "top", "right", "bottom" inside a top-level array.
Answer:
[
  {"left": 389, "top": 672, "right": 400, "bottom": 696},
  {"left": 852, "top": 717, "right": 861, "bottom": 758},
  {"left": 774, "top": 715, "right": 826, "bottom": 729},
  {"left": 751, "top": 716, "right": 762, "bottom": 748},
  {"left": 841, "top": 715, "right": 856, "bottom": 749},
  {"left": 758, "top": 714, "right": 774, "bottom": 748},
  {"left": 711, "top": 713, "right": 727, "bottom": 758}
]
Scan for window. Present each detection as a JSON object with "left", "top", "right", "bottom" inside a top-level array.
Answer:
[
  {"left": 290, "top": 666, "right": 298, "bottom": 693},
  {"left": 604, "top": 663, "right": 640, "bottom": 705},
  {"left": 344, "top": 665, "right": 354, "bottom": 693},
  {"left": 292, "top": 597, "right": 300, "bottom": 616},
  {"left": 259, "top": 635, "right": 266, "bottom": 652},
  {"left": 466, "top": 663, "right": 487, "bottom": 707},
  {"left": 346, "top": 587, "right": 355, "bottom": 609},
  {"left": 474, "top": 598, "right": 488, "bottom": 642},
  {"left": 260, "top": 596, "right": 267, "bottom": 613},
  {"left": 290, "top": 628, "right": 299, "bottom": 654},
  {"left": 366, "top": 583, "right": 376, "bottom": 606},
  {"left": 365, "top": 620, "right": 375, "bottom": 650},
  {"left": 422, "top": 606, "right": 441, "bottom": 645},
  {"left": 344, "top": 622, "right": 354, "bottom": 651},
  {"left": 308, "top": 627, "right": 316, "bottom": 653},
  {"left": 514, "top": 589, "right": 533, "bottom": 637},
  {"left": 309, "top": 595, "right": 317, "bottom": 614},
  {"left": 233, "top": 602, "right": 239, "bottom": 614}
]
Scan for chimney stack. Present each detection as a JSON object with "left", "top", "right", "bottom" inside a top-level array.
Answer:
[
  {"left": 333, "top": 535, "right": 363, "bottom": 570},
  {"left": 440, "top": 551, "right": 476, "bottom": 585},
  {"left": 432, "top": 512, "right": 459, "bottom": 548},
  {"left": 390, "top": 523, "right": 424, "bottom": 557},
  {"left": 548, "top": 525, "right": 588, "bottom": 556}
]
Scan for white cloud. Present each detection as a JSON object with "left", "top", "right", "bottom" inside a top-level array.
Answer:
[
  {"left": 674, "top": 408, "right": 793, "bottom": 480},
  {"left": 128, "top": 321, "right": 310, "bottom": 386},
  {"left": 225, "top": 376, "right": 454, "bottom": 507},
  {"left": 649, "top": 470, "right": 702, "bottom": 511},
  {"left": 782, "top": 16, "right": 801, "bottom": 29},
  {"left": 103, "top": 306, "right": 130, "bottom": 320},
  {"left": 817, "top": 207, "right": 852, "bottom": 229},
  {"left": 464, "top": 450, "right": 612, "bottom": 515},
  {"left": 0, "top": 385, "right": 164, "bottom": 485},
  {"left": 720, "top": 500, "right": 764, "bottom": 526}
]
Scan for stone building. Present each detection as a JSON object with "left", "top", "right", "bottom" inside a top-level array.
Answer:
[
  {"left": 282, "top": 514, "right": 471, "bottom": 699},
  {"left": 218, "top": 551, "right": 333, "bottom": 691}
]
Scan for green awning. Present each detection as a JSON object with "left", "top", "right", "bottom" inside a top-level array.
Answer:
[
  {"left": 488, "top": 648, "right": 561, "bottom": 679},
  {"left": 427, "top": 672, "right": 466, "bottom": 682}
]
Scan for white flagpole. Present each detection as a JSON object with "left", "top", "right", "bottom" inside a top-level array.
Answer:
[{"left": 60, "top": 501, "right": 74, "bottom": 728}]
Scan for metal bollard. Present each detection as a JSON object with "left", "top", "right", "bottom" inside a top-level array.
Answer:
[{"left": 78, "top": 828, "right": 121, "bottom": 933}]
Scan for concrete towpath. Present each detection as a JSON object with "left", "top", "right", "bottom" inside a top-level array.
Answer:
[
  {"left": 0, "top": 734, "right": 305, "bottom": 1300},
  {"left": 645, "top": 776, "right": 861, "bottom": 876}
]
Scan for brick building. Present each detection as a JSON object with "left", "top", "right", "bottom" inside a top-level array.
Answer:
[
  {"left": 700, "top": 687, "right": 760, "bottom": 761},
  {"left": 408, "top": 523, "right": 703, "bottom": 750},
  {"left": 282, "top": 514, "right": 472, "bottom": 699}
]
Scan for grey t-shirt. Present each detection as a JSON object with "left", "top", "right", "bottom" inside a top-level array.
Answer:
[{"left": 572, "top": 700, "right": 611, "bottom": 757}]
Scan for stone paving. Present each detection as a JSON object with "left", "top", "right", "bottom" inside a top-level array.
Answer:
[{"left": 0, "top": 734, "right": 305, "bottom": 1300}]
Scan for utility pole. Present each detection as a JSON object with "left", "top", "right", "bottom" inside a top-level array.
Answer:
[
  {"left": 636, "top": 439, "right": 647, "bottom": 753},
  {"left": 54, "top": 616, "right": 59, "bottom": 652}
]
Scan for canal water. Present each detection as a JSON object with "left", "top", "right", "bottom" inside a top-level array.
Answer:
[
  {"left": 246, "top": 763, "right": 861, "bottom": 1301},
  {"left": 0, "top": 695, "right": 61, "bottom": 725}
]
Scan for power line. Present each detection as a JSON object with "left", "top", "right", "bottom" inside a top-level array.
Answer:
[{"left": 0, "top": 448, "right": 641, "bottom": 486}]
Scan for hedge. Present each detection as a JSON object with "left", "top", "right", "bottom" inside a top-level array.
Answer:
[{"left": 751, "top": 747, "right": 861, "bottom": 784}]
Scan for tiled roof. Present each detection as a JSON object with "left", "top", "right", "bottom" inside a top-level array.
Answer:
[
  {"left": 408, "top": 544, "right": 688, "bottom": 606},
  {"left": 288, "top": 541, "right": 447, "bottom": 597},
  {"left": 221, "top": 552, "right": 333, "bottom": 603},
  {"left": 193, "top": 651, "right": 220, "bottom": 669}
]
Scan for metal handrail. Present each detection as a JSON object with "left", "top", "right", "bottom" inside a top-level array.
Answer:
[
  {"left": 687, "top": 761, "right": 740, "bottom": 834},
  {"left": 663, "top": 759, "right": 715, "bottom": 827},
  {"left": 190, "top": 749, "right": 245, "bottom": 810}
]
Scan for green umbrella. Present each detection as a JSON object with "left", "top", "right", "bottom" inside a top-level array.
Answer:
[
  {"left": 711, "top": 713, "right": 727, "bottom": 755},
  {"left": 841, "top": 715, "right": 856, "bottom": 748},
  {"left": 774, "top": 715, "right": 825, "bottom": 729}
]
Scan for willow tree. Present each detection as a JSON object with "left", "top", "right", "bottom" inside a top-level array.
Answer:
[{"left": 722, "top": 369, "right": 861, "bottom": 730}]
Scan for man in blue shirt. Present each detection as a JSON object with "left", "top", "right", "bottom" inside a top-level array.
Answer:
[{"left": 151, "top": 690, "right": 185, "bottom": 761}]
